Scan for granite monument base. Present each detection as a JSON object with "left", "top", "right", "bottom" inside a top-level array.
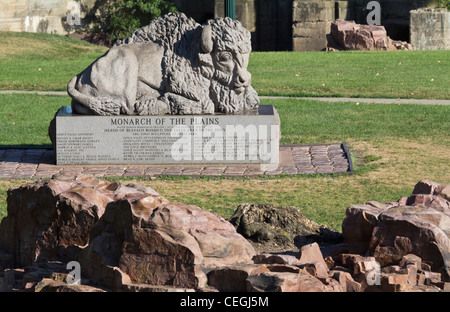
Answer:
[{"left": 51, "top": 105, "right": 280, "bottom": 171}]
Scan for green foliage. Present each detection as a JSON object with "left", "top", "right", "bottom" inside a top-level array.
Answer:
[
  {"left": 440, "top": 0, "right": 450, "bottom": 10},
  {"left": 428, "top": 0, "right": 450, "bottom": 10},
  {"left": 107, "top": 0, "right": 178, "bottom": 41}
]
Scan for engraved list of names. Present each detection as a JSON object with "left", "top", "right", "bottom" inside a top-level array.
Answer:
[{"left": 55, "top": 109, "right": 279, "bottom": 166}]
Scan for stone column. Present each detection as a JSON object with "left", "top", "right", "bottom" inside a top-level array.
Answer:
[
  {"left": 292, "top": 0, "right": 336, "bottom": 51},
  {"left": 410, "top": 8, "right": 450, "bottom": 50}
]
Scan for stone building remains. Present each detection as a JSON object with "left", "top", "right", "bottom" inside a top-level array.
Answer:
[{"left": 0, "top": 0, "right": 448, "bottom": 51}]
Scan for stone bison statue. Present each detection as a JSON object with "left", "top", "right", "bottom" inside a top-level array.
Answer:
[{"left": 67, "top": 13, "right": 259, "bottom": 115}]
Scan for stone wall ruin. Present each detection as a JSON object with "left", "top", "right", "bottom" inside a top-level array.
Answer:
[{"left": 0, "top": 0, "right": 447, "bottom": 51}]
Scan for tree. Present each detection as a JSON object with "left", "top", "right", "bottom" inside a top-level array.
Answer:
[{"left": 107, "top": 0, "right": 178, "bottom": 41}]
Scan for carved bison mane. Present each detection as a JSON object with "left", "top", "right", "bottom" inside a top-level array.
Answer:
[{"left": 67, "top": 13, "right": 259, "bottom": 115}]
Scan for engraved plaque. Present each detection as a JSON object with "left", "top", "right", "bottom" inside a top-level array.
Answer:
[{"left": 55, "top": 106, "right": 280, "bottom": 167}]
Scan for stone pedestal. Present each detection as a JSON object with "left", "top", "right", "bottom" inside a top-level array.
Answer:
[
  {"left": 410, "top": 8, "right": 450, "bottom": 50},
  {"left": 52, "top": 106, "right": 280, "bottom": 171}
]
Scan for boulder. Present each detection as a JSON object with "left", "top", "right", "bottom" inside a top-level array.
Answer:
[
  {"left": 327, "top": 19, "right": 413, "bottom": 51},
  {"left": 229, "top": 203, "right": 342, "bottom": 252},
  {"left": 0, "top": 174, "right": 256, "bottom": 291},
  {"left": 0, "top": 174, "right": 167, "bottom": 268},
  {"left": 80, "top": 198, "right": 256, "bottom": 290},
  {"left": 369, "top": 205, "right": 450, "bottom": 280},
  {"left": 342, "top": 181, "right": 450, "bottom": 282},
  {"left": 412, "top": 180, "right": 439, "bottom": 194},
  {"left": 207, "top": 264, "right": 269, "bottom": 292},
  {"left": 296, "top": 243, "right": 327, "bottom": 268},
  {"left": 0, "top": 175, "right": 115, "bottom": 267},
  {"left": 246, "top": 271, "right": 305, "bottom": 292}
]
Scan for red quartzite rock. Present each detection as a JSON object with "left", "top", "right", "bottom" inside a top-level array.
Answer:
[
  {"left": 81, "top": 198, "right": 256, "bottom": 290},
  {"left": 342, "top": 180, "right": 450, "bottom": 282},
  {"left": 327, "top": 19, "right": 413, "bottom": 51},
  {"left": 207, "top": 264, "right": 269, "bottom": 292},
  {"left": 0, "top": 175, "right": 115, "bottom": 267},
  {"left": 0, "top": 174, "right": 256, "bottom": 291},
  {"left": 296, "top": 242, "right": 328, "bottom": 269},
  {"left": 76, "top": 183, "right": 256, "bottom": 290},
  {"left": 2, "top": 176, "right": 450, "bottom": 292},
  {"left": 369, "top": 205, "right": 450, "bottom": 279}
]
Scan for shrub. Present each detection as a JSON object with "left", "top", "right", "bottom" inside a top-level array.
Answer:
[
  {"left": 442, "top": 0, "right": 450, "bottom": 10},
  {"left": 106, "top": 0, "right": 178, "bottom": 41},
  {"left": 428, "top": 0, "right": 450, "bottom": 10}
]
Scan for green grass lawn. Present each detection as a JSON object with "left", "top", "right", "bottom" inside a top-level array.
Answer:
[
  {"left": 249, "top": 50, "right": 450, "bottom": 100},
  {"left": 268, "top": 98, "right": 450, "bottom": 145},
  {"left": 1, "top": 31, "right": 449, "bottom": 99},
  {"left": 0, "top": 31, "right": 107, "bottom": 91},
  {"left": 1, "top": 94, "right": 448, "bottom": 147},
  {"left": 0, "top": 94, "right": 70, "bottom": 147},
  {"left": 0, "top": 31, "right": 449, "bottom": 230},
  {"left": 0, "top": 95, "right": 449, "bottom": 229}
]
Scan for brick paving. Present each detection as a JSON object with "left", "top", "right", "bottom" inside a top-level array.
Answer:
[{"left": 0, "top": 143, "right": 352, "bottom": 179}]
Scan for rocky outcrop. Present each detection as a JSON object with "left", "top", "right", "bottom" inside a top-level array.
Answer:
[
  {"left": 0, "top": 175, "right": 110, "bottom": 267},
  {"left": 79, "top": 195, "right": 256, "bottom": 290},
  {"left": 0, "top": 174, "right": 255, "bottom": 291},
  {"left": 342, "top": 180, "right": 450, "bottom": 282},
  {"left": 1, "top": 176, "right": 449, "bottom": 292},
  {"left": 229, "top": 203, "right": 342, "bottom": 252},
  {"left": 327, "top": 19, "right": 413, "bottom": 51}
]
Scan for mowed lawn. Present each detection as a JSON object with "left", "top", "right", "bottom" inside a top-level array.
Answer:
[
  {"left": 0, "top": 31, "right": 449, "bottom": 230},
  {"left": 0, "top": 31, "right": 449, "bottom": 99},
  {"left": 0, "top": 94, "right": 448, "bottom": 147},
  {"left": 0, "top": 95, "right": 449, "bottom": 229},
  {"left": 0, "top": 31, "right": 107, "bottom": 91},
  {"left": 250, "top": 50, "right": 450, "bottom": 100}
]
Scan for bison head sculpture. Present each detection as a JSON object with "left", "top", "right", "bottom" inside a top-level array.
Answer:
[{"left": 67, "top": 13, "right": 260, "bottom": 116}]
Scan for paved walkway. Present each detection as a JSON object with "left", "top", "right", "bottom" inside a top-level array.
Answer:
[
  {"left": 0, "top": 144, "right": 352, "bottom": 179},
  {"left": 261, "top": 96, "right": 450, "bottom": 106},
  {"left": 3, "top": 90, "right": 444, "bottom": 179},
  {"left": 1, "top": 90, "right": 449, "bottom": 105}
]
